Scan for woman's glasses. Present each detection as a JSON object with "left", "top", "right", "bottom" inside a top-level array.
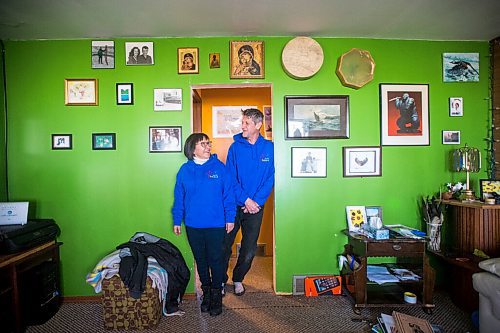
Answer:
[{"left": 197, "top": 141, "right": 212, "bottom": 148}]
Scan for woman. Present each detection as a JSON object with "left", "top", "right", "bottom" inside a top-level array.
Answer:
[
  {"left": 172, "top": 133, "right": 235, "bottom": 316},
  {"left": 127, "top": 47, "right": 140, "bottom": 64}
]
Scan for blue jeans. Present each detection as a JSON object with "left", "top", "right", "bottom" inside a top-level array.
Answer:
[
  {"left": 223, "top": 207, "right": 264, "bottom": 283},
  {"left": 186, "top": 226, "right": 225, "bottom": 289}
]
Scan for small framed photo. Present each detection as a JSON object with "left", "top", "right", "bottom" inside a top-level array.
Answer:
[
  {"left": 346, "top": 206, "right": 367, "bottom": 233},
  {"left": 91, "top": 41, "right": 114, "bottom": 69},
  {"left": 64, "top": 79, "right": 98, "bottom": 106},
  {"left": 285, "top": 95, "right": 349, "bottom": 139},
  {"left": 92, "top": 133, "right": 116, "bottom": 150},
  {"left": 442, "top": 130, "right": 460, "bottom": 145},
  {"left": 154, "top": 88, "right": 182, "bottom": 111},
  {"left": 366, "top": 206, "right": 383, "bottom": 226},
  {"left": 443, "top": 53, "right": 479, "bottom": 82},
  {"left": 149, "top": 126, "right": 182, "bottom": 153},
  {"left": 263, "top": 105, "right": 272, "bottom": 139},
  {"left": 479, "top": 179, "right": 500, "bottom": 201},
  {"left": 209, "top": 53, "right": 220, "bottom": 68},
  {"left": 125, "top": 42, "right": 154, "bottom": 65},
  {"left": 116, "top": 83, "right": 134, "bottom": 105},
  {"left": 178, "top": 47, "right": 199, "bottom": 74},
  {"left": 291, "top": 147, "right": 327, "bottom": 178},
  {"left": 343, "top": 146, "right": 381, "bottom": 177},
  {"left": 230, "top": 40, "right": 264, "bottom": 79},
  {"left": 51, "top": 134, "right": 72, "bottom": 150},
  {"left": 379, "top": 84, "right": 429, "bottom": 146},
  {"left": 212, "top": 105, "right": 256, "bottom": 138},
  {"left": 449, "top": 97, "right": 463, "bottom": 116}
]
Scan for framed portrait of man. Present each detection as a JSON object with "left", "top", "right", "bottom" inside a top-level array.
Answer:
[
  {"left": 178, "top": 48, "right": 199, "bottom": 74},
  {"left": 230, "top": 41, "right": 264, "bottom": 79}
]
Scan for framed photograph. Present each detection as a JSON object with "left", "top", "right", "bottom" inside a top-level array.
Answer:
[
  {"left": 64, "top": 79, "right": 98, "bottom": 106},
  {"left": 366, "top": 206, "right": 383, "bottom": 227},
  {"left": 125, "top": 42, "right": 154, "bottom": 65},
  {"left": 285, "top": 95, "right": 349, "bottom": 139},
  {"left": 212, "top": 105, "right": 256, "bottom": 138},
  {"left": 154, "top": 88, "right": 182, "bottom": 111},
  {"left": 442, "top": 130, "right": 460, "bottom": 145},
  {"left": 178, "top": 47, "right": 199, "bottom": 74},
  {"left": 116, "top": 83, "right": 133, "bottom": 105},
  {"left": 263, "top": 105, "right": 272, "bottom": 139},
  {"left": 230, "top": 40, "right": 264, "bottom": 79},
  {"left": 91, "top": 41, "right": 114, "bottom": 69},
  {"left": 345, "top": 206, "right": 367, "bottom": 233},
  {"left": 92, "top": 133, "right": 116, "bottom": 150},
  {"left": 343, "top": 146, "right": 381, "bottom": 177},
  {"left": 209, "top": 53, "right": 220, "bottom": 68},
  {"left": 291, "top": 147, "right": 327, "bottom": 178},
  {"left": 479, "top": 179, "right": 500, "bottom": 200},
  {"left": 379, "top": 84, "right": 429, "bottom": 146},
  {"left": 443, "top": 53, "right": 479, "bottom": 82},
  {"left": 51, "top": 134, "right": 72, "bottom": 150},
  {"left": 149, "top": 126, "right": 182, "bottom": 153},
  {"left": 449, "top": 97, "right": 463, "bottom": 116}
]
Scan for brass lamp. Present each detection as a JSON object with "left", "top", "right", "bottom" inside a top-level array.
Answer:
[{"left": 452, "top": 144, "right": 481, "bottom": 200}]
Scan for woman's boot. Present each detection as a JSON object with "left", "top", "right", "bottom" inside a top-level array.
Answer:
[
  {"left": 201, "top": 286, "right": 211, "bottom": 312},
  {"left": 209, "top": 288, "right": 222, "bottom": 316}
]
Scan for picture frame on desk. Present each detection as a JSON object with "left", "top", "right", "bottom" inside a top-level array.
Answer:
[{"left": 479, "top": 179, "right": 500, "bottom": 201}]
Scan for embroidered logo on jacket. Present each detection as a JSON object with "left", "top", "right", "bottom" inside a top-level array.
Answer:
[
  {"left": 260, "top": 154, "right": 270, "bottom": 162},
  {"left": 207, "top": 170, "right": 219, "bottom": 179}
]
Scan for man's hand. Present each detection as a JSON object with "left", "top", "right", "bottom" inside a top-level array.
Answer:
[
  {"left": 173, "top": 225, "right": 182, "bottom": 236},
  {"left": 244, "top": 198, "right": 260, "bottom": 214},
  {"left": 226, "top": 222, "right": 234, "bottom": 233}
]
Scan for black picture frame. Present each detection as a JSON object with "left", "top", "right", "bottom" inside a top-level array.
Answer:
[
  {"left": 116, "top": 83, "right": 134, "bottom": 105},
  {"left": 343, "top": 146, "right": 382, "bottom": 177},
  {"left": 285, "top": 95, "right": 349, "bottom": 139},
  {"left": 92, "top": 133, "right": 116, "bottom": 150},
  {"left": 149, "top": 126, "right": 182, "bottom": 153},
  {"left": 479, "top": 179, "right": 500, "bottom": 201},
  {"left": 51, "top": 134, "right": 72, "bottom": 150}
]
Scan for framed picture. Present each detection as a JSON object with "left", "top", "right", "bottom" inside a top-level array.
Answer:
[
  {"left": 125, "top": 42, "right": 154, "bottom": 65},
  {"left": 263, "top": 105, "right": 272, "bottom": 139},
  {"left": 479, "top": 179, "right": 500, "bottom": 200},
  {"left": 212, "top": 105, "right": 256, "bottom": 138},
  {"left": 116, "top": 83, "right": 133, "bottom": 105},
  {"left": 449, "top": 97, "right": 463, "bottom": 116},
  {"left": 366, "top": 206, "right": 383, "bottom": 228},
  {"left": 209, "top": 53, "right": 220, "bottom": 68},
  {"left": 51, "top": 134, "right": 72, "bottom": 150},
  {"left": 178, "top": 47, "right": 199, "bottom": 74},
  {"left": 291, "top": 147, "right": 327, "bottom": 178},
  {"left": 92, "top": 133, "right": 116, "bottom": 150},
  {"left": 64, "top": 79, "right": 98, "bottom": 106},
  {"left": 443, "top": 53, "right": 479, "bottom": 82},
  {"left": 154, "top": 88, "right": 182, "bottom": 111},
  {"left": 345, "top": 206, "right": 367, "bottom": 233},
  {"left": 343, "top": 146, "right": 381, "bottom": 177},
  {"left": 149, "top": 126, "right": 182, "bottom": 153},
  {"left": 285, "top": 95, "right": 349, "bottom": 139},
  {"left": 230, "top": 40, "right": 264, "bottom": 79},
  {"left": 379, "top": 84, "right": 429, "bottom": 146},
  {"left": 91, "top": 41, "right": 114, "bottom": 69},
  {"left": 442, "top": 130, "right": 460, "bottom": 144}
]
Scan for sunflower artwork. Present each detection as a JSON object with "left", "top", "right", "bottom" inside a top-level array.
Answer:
[{"left": 345, "top": 206, "right": 368, "bottom": 233}]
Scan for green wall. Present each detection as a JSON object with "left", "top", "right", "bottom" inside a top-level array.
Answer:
[
  {"left": 0, "top": 42, "right": 7, "bottom": 201},
  {"left": 4, "top": 37, "right": 489, "bottom": 296}
]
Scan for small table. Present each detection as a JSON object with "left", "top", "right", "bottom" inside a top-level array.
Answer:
[{"left": 342, "top": 231, "right": 435, "bottom": 314}]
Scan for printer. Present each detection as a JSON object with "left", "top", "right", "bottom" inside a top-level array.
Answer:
[{"left": 0, "top": 219, "right": 60, "bottom": 254}]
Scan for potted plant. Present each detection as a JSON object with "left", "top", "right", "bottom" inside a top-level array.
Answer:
[{"left": 441, "top": 182, "right": 464, "bottom": 200}]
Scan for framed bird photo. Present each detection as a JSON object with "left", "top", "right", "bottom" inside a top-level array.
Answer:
[
  {"left": 343, "top": 146, "right": 381, "bottom": 177},
  {"left": 443, "top": 53, "right": 479, "bottom": 82}
]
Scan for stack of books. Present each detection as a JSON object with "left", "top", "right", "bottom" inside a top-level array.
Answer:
[{"left": 371, "top": 311, "right": 443, "bottom": 333}]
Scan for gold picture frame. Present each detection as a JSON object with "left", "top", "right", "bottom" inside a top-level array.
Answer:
[
  {"left": 178, "top": 47, "right": 199, "bottom": 74},
  {"left": 230, "top": 40, "right": 264, "bottom": 79},
  {"left": 65, "top": 79, "right": 98, "bottom": 106}
]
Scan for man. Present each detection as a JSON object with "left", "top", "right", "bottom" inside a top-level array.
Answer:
[
  {"left": 222, "top": 108, "right": 274, "bottom": 296},
  {"left": 394, "top": 93, "right": 420, "bottom": 133},
  {"left": 138, "top": 46, "right": 152, "bottom": 64}
]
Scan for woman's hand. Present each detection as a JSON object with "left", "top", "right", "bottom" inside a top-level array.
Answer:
[
  {"left": 173, "top": 225, "right": 182, "bottom": 236},
  {"left": 226, "top": 222, "right": 234, "bottom": 233}
]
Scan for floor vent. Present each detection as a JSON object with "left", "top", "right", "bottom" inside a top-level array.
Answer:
[
  {"left": 292, "top": 275, "right": 307, "bottom": 295},
  {"left": 235, "top": 243, "right": 266, "bottom": 257}
]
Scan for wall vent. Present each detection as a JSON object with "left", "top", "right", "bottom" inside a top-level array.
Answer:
[{"left": 292, "top": 275, "right": 307, "bottom": 295}]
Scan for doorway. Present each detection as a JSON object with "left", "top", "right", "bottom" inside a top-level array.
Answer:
[{"left": 191, "top": 83, "right": 275, "bottom": 293}]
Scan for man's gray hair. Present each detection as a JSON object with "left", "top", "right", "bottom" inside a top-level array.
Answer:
[{"left": 242, "top": 108, "right": 263, "bottom": 124}]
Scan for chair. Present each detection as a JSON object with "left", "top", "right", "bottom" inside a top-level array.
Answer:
[{"left": 472, "top": 258, "right": 500, "bottom": 333}]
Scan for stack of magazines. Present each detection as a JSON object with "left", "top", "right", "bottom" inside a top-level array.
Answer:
[{"left": 371, "top": 311, "right": 443, "bottom": 333}]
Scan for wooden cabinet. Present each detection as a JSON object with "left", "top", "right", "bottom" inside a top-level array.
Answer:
[{"left": 342, "top": 231, "right": 435, "bottom": 314}]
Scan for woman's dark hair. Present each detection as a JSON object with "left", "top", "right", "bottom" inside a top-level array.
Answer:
[
  {"left": 129, "top": 47, "right": 140, "bottom": 57},
  {"left": 184, "top": 133, "right": 209, "bottom": 160}
]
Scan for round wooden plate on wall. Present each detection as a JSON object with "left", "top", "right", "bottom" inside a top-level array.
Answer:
[{"left": 281, "top": 37, "right": 324, "bottom": 79}]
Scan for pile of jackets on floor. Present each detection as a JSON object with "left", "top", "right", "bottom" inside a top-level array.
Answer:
[{"left": 86, "top": 232, "right": 190, "bottom": 315}]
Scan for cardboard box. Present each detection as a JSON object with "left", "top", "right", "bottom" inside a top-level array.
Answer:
[{"left": 305, "top": 275, "right": 342, "bottom": 296}]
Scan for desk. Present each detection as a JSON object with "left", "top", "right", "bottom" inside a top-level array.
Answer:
[
  {"left": 0, "top": 241, "right": 61, "bottom": 333},
  {"left": 342, "top": 231, "right": 435, "bottom": 314}
]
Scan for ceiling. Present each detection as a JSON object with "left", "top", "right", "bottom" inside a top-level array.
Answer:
[{"left": 0, "top": 0, "right": 499, "bottom": 41}]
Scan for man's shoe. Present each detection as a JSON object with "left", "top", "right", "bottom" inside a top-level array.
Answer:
[{"left": 234, "top": 282, "right": 245, "bottom": 296}]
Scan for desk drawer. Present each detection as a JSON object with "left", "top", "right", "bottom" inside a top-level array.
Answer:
[{"left": 367, "top": 242, "right": 424, "bottom": 256}]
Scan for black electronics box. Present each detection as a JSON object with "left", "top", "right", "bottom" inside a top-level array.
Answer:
[{"left": 0, "top": 219, "right": 60, "bottom": 254}]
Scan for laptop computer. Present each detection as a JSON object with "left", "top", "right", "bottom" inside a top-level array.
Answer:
[{"left": 0, "top": 202, "right": 29, "bottom": 225}]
